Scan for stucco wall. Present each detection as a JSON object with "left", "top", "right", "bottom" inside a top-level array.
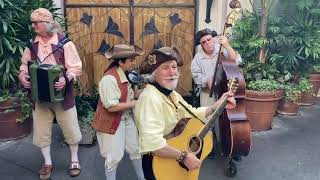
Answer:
[
  {"left": 197, "top": 0, "right": 252, "bottom": 34},
  {"left": 53, "top": 0, "right": 63, "bottom": 15}
]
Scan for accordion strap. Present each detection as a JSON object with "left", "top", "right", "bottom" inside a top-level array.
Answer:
[{"left": 27, "top": 34, "right": 71, "bottom": 64}]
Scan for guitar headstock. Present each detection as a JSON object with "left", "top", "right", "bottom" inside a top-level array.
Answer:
[{"left": 228, "top": 77, "right": 239, "bottom": 94}]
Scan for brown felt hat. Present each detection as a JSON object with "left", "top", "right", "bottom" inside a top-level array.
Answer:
[
  {"left": 105, "top": 44, "right": 144, "bottom": 60},
  {"left": 194, "top": 28, "right": 218, "bottom": 46},
  {"left": 139, "top": 46, "right": 184, "bottom": 74}
]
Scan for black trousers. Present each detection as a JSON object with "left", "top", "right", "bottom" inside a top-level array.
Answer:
[{"left": 142, "top": 154, "right": 156, "bottom": 180}]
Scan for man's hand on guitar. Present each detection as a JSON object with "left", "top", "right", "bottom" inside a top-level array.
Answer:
[
  {"left": 220, "top": 91, "right": 236, "bottom": 109},
  {"left": 183, "top": 153, "right": 200, "bottom": 170}
]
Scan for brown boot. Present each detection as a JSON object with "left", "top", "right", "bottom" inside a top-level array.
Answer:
[{"left": 39, "top": 164, "right": 53, "bottom": 180}]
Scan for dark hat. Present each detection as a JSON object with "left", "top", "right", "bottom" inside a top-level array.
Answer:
[
  {"left": 194, "top": 28, "right": 218, "bottom": 46},
  {"left": 105, "top": 44, "right": 144, "bottom": 60},
  {"left": 139, "top": 47, "right": 184, "bottom": 74}
]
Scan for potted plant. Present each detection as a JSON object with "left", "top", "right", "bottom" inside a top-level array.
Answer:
[
  {"left": 245, "top": 80, "right": 283, "bottom": 131},
  {"left": 231, "top": 1, "right": 287, "bottom": 131},
  {"left": 277, "top": 83, "right": 302, "bottom": 115},
  {"left": 270, "top": 0, "right": 320, "bottom": 99},
  {"left": 0, "top": 89, "right": 33, "bottom": 140},
  {"left": 75, "top": 84, "right": 99, "bottom": 145},
  {"left": 309, "top": 64, "right": 320, "bottom": 97},
  {"left": 296, "top": 78, "right": 315, "bottom": 106}
]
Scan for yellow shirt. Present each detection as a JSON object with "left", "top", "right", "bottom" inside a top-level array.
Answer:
[{"left": 135, "top": 84, "right": 207, "bottom": 154}]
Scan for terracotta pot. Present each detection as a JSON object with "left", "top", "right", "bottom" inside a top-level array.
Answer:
[
  {"left": 0, "top": 99, "right": 32, "bottom": 141},
  {"left": 245, "top": 90, "right": 283, "bottom": 131},
  {"left": 309, "top": 73, "right": 320, "bottom": 95},
  {"left": 277, "top": 99, "right": 299, "bottom": 115},
  {"left": 297, "top": 90, "right": 315, "bottom": 106}
]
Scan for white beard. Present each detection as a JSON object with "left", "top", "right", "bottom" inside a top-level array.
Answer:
[{"left": 163, "top": 79, "right": 178, "bottom": 90}]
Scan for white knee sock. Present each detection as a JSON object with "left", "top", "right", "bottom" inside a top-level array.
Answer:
[
  {"left": 131, "top": 159, "right": 145, "bottom": 180},
  {"left": 105, "top": 165, "right": 117, "bottom": 180},
  {"left": 69, "top": 144, "right": 79, "bottom": 162},
  {"left": 41, "top": 146, "right": 52, "bottom": 165}
]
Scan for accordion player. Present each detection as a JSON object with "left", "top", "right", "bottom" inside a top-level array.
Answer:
[{"left": 29, "top": 62, "right": 66, "bottom": 103}]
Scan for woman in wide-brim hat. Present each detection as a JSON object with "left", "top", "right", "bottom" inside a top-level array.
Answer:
[{"left": 92, "top": 44, "right": 145, "bottom": 180}]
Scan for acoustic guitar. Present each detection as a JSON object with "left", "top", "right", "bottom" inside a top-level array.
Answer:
[{"left": 152, "top": 78, "right": 238, "bottom": 180}]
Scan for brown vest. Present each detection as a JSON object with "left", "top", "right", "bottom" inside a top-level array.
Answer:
[
  {"left": 92, "top": 67, "right": 128, "bottom": 134},
  {"left": 29, "top": 34, "right": 75, "bottom": 110}
]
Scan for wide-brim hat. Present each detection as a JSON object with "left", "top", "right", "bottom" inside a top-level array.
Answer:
[
  {"left": 194, "top": 28, "right": 218, "bottom": 46},
  {"left": 139, "top": 46, "right": 184, "bottom": 74},
  {"left": 105, "top": 44, "right": 144, "bottom": 60}
]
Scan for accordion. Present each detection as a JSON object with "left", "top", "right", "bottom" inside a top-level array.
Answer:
[{"left": 29, "top": 62, "right": 65, "bottom": 103}]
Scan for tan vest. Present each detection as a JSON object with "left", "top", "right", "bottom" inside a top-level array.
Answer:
[{"left": 92, "top": 67, "right": 128, "bottom": 134}]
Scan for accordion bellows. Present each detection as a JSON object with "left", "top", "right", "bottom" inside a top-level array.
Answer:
[{"left": 29, "top": 63, "right": 65, "bottom": 103}]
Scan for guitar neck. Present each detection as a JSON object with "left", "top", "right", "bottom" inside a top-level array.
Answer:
[{"left": 198, "top": 96, "right": 228, "bottom": 140}]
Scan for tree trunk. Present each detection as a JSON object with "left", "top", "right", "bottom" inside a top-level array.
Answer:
[{"left": 259, "top": 1, "right": 267, "bottom": 63}]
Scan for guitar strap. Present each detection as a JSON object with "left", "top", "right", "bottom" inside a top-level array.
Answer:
[{"left": 178, "top": 101, "right": 203, "bottom": 120}]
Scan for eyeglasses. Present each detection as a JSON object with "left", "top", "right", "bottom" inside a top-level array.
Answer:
[
  {"left": 200, "top": 37, "right": 213, "bottom": 45},
  {"left": 31, "top": 20, "right": 48, "bottom": 25}
]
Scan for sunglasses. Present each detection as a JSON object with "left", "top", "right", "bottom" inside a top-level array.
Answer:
[{"left": 200, "top": 37, "right": 213, "bottom": 45}]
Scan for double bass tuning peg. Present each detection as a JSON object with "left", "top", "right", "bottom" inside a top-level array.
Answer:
[{"left": 229, "top": 0, "right": 241, "bottom": 9}]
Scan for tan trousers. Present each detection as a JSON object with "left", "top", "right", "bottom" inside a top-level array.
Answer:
[
  {"left": 32, "top": 102, "right": 82, "bottom": 148},
  {"left": 97, "top": 111, "right": 141, "bottom": 173}
]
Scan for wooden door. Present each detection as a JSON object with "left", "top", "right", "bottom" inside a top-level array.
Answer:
[{"left": 65, "top": 0, "right": 196, "bottom": 95}]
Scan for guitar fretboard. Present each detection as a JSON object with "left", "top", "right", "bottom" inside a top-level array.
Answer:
[{"left": 198, "top": 97, "right": 228, "bottom": 140}]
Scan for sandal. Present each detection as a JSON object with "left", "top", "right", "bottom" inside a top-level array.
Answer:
[
  {"left": 39, "top": 164, "right": 53, "bottom": 180},
  {"left": 69, "top": 161, "right": 81, "bottom": 177}
]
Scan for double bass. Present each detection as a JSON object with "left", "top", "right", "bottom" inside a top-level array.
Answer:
[{"left": 209, "top": 0, "right": 251, "bottom": 176}]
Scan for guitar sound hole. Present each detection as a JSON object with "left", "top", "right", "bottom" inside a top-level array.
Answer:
[{"left": 189, "top": 137, "right": 201, "bottom": 153}]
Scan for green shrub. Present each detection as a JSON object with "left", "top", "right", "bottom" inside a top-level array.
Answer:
[
  {"left": 296, "top": 78, "right": 313, "bottom": 93},
  {"left": 74, "top": 83, "right": 99, "bottom": 128},
  {"left": 280, "top": 83, "right": 301, "bottom": 103},
  {"left": 0, "top": 89, "right": 32, "bottom": 123},
  {"left": 247, "top": 79, "right": 281, "bottom": 91}
]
